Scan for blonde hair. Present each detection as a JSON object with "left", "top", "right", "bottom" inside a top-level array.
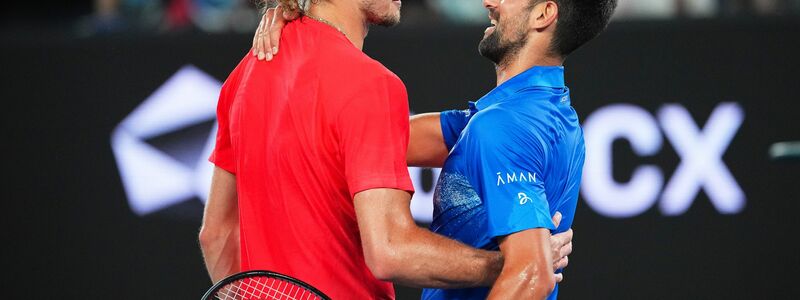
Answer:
[{"left": 264, "top": 0, "right": 314, "bottom": 15}]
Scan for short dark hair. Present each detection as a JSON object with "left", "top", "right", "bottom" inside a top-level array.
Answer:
[{"left": 549, "top": 0, "right": 618, "bottom": 57}]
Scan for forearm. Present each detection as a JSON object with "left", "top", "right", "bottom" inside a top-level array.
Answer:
[
  {"left": 487, "top": 229, "right": 555, "bottom": 299},
  {"left": 380, "top": 225, "right": 503, "bottom": 288},
  {"left": 199, "top": 167, "right": 240, "bottom": 283},
  {"left": 487, "top": 265, "right": 552, "bottom": 300},
  {"left": 200, "top": 222, "right": 241, "bottom": 283},
  {"left": 355, "top": 189, "right": 501, "bottom": 288}
]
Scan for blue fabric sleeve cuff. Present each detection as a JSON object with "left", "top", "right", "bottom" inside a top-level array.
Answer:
[{"left": 440, "top": 110, "right": 468, "bottom": 150}]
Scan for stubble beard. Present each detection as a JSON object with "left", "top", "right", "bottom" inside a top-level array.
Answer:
[
  {"left": 478, "top": 15, "right": 530, "bottom": 67},
  {"left": 361, "top": 0, "right": 401, "bottom": 27}
]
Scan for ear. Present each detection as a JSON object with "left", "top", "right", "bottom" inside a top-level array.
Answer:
[{"left": 530, "top": 1, "right": 558, "bottom": 31}]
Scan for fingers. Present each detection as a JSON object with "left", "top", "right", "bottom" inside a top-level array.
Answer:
[
  {"left": 269, "top": 5, "right": 288, "bottom": 56},
  {"left": 554, "top": 255, "right": 569, "bottom": 270},
  {"left": 254, "top": 8, "right": 274, "bottom": 60},
  {"left": 560, "top": 241, "right": 573, "bottom": 258},
  {"left": 552, "top": 228, "right": 573, "bottom": 249},
  {"left": 260, "top": 8, "right": 276, "bottom": 61},
  {"left": 554, "top": 273, "right": 564, "bottom": 283},
  {"left": 252, "top": 11, "right": 267, "bottom": 56},
  {"left": 551, "top": 211, "right": 562, "bottom": 228},
  {"left": 253, "top": 5, "right": 296, "bottom": 62},
  {"left": 551, "top": 229, "right": 573, "bottom": 269}
]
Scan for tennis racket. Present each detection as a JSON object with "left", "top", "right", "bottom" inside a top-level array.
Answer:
[{"left": 201, "top": 270, "right": 330, "bottom": 300}]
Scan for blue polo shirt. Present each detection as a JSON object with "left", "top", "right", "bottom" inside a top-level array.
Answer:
[{"left": 421, "top": 66, "right": 585, "bottom": 300}]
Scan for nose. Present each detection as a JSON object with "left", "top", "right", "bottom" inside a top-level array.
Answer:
[{"left": 483, "top": 0, "right": 499, "bottom": 9}]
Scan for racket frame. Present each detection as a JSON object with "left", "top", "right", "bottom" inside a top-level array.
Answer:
[{"left": 201, "top": 270, "right": 331, "bottom": 300}]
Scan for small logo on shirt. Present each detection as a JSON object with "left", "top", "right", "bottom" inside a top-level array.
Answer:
[
  {"left": 496, "top": 172, "right": 537, "bottom": 186},
  {"left": 518, "top": 192, "right": 532, "bottom": 205},
  {"left": 561, "top": 96, "right": 569, "bottom": 103}
]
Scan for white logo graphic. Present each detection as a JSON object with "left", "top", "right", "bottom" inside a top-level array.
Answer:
[
  {"left": 518, "top": 192, "right": 532, "bottom": 205},
  {"left": 496, "top": 172, "right": 537, "bottom": 186},
  {"left": 111, "top": 65, "right": 221, "bottom": 215},
  {"left": 581, "top": 103, "right": 745, "bottom": 218}
]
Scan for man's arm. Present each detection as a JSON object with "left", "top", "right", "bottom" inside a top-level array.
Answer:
[
  {"left": 487, "top": 229, "right": 557, "bottom": 300},
  {"left": 408, "top": 113, "right": 449, "bottom": 168},
  {"left": 199, "top": 167, "right": 240, "bottom": 283},
  {"left": 354, "top": 188, "right": 502, "bottom": 288}
]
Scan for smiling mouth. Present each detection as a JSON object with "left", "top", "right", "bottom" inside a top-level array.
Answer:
[{"left": 486, "top": 16, "right": 497, "bottom": 33}]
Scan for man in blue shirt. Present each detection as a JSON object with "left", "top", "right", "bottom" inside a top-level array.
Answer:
[
  {"left": 413, "top": 66, "right": 582, "bottom": 300},
  {"left": 407, "top": 0, "right": 617, "bottom": 299}
]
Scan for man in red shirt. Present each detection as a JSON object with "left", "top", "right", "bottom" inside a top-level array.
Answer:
[{"left": 199, "top": 0, "right": 572, "bottom": 299}]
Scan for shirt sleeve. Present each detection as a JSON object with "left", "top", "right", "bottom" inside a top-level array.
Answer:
[
  {"left": 337, "top": 74, "right": 415, "bottom": 199},
  {"left": 440, "top": 108, "right": 471, "bottom": 151},
  {"left": 208, "top": 68, "right": 241, "bottom": 174},
  {"left": 463, "top": 109, "right": 555, "bottom": 239}
]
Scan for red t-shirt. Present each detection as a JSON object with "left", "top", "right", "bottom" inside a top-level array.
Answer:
[{"left": 209, "top": 17, "right": 414, "bottom": 299}]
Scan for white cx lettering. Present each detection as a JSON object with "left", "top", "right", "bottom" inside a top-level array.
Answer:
[
  {"left": 581, "top": 103, "right": 745, "bottom": 218},
  {"left": 657, "top": 103, "right": 745, "bottom": 215}
]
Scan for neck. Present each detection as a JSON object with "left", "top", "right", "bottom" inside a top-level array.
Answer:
[
  {"left": 495, "top": 43, "right": 562, "bottom": 86},
  {"left": 308, "top": 1, "right": 369, "bottom": 50}
]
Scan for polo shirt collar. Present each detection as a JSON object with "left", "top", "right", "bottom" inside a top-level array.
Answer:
[{"left": 474, "top": 66, "right": 565, "bottom": 110}]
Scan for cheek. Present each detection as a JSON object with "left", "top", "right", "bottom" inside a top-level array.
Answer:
[
  {"left": 497, "top": 21, "right": 512, "bottom": 40},
  {"left": 503, "top": 12, "right": 527, "bottom": 34},
  {"left": 385, "top": 1, "right": 401, "bottom": 14},
  {"left": 368, "top": 1, "right": 392, "bottom": 15}
]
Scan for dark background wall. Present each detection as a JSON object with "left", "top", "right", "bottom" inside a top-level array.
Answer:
[{"left": 2, "top": 19, "right": 799, "bottom": 299}]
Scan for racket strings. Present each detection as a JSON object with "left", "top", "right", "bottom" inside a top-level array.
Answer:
[{"left": 214, "top": 276, "right": 323, "bottom": 300}]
